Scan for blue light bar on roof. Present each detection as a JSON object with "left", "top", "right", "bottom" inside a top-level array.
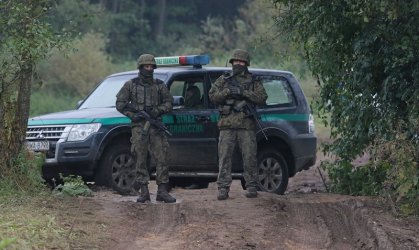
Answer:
[{"left": 155, "top": 54, "right": 210, "bottom": 66}]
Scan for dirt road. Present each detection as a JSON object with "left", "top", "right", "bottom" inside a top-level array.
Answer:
[{"left": 70, "top": 166, "right": 418, "bottom": 250}]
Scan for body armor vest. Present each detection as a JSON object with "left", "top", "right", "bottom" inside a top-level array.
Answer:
[{"left": 130, "top": 77, "right": 161, "bottom": 111}]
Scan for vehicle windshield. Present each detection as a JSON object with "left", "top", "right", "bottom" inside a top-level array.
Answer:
[{"left": 79, "top": 73, "right": 167, "bottom": 109}]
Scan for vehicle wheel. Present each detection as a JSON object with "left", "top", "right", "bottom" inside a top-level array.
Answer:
[
  {"left": 95, "top": 144, "right": 136, "bottom": 195},
  {"left": 257, "top": 148, "right": 289, "bottom": 194}
]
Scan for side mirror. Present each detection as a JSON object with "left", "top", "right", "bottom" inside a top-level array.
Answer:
[
  {"left": 76, "top": 100, "right": 84, "bottom": 109},
  {"left": 172, "top": 96, "right": 184, "bottom": 108}
]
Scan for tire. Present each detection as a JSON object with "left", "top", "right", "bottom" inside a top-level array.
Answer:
[
  {"left": 95, "top": 144, "right": 136, "bottom": 195},
  {"left": 257, "top": 148, "right": 289, "bottom": 194}
]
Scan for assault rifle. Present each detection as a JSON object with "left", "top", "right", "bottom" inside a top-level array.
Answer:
[
  {"left": 125, "top": 104, "right": 172, "bottom": 136},
  {"left": 233, "top": 100, "right": 268, "bottom": 140},
  {"left": 224, "top": 74, "right": 268, "bottom": 140}
]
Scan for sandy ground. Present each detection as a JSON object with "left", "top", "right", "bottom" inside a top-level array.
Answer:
[{"left": 59, "top": 163, "right": 418, "bottom": 250}]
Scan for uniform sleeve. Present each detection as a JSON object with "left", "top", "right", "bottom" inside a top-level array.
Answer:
[
  {"left": 209, "top": 76, "right": 230, "bottom": 105},
  {"left": 243, "top": 79, "right": 268, "bottom": 106},
  {"left": 157, "top": 80, "right": 173, "bottom": 114},
  {"left": 116, "top": 81, "right": 133, "bottom": 118}
]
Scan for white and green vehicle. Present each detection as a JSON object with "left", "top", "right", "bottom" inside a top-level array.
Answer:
[{"left": 27, "top": 55, "right": 316, "bottom": 194}]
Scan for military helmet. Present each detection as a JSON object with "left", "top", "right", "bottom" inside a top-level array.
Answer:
[
  {"left": 229, "top": 49, "right": 250, "bottom": 66},
  {"left": 137, "top": 54, "right": 157, "bottom": 69}
]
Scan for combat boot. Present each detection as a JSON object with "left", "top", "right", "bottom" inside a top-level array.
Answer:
[
  {"left": 245, "top": 186, "right": 258, "bottom": 198},
  {"left": 156, "top": 183, "right": 176, "bottom": 203},
  {"left": 217, "top": 188, "right": 229, "bottom": 200},
  {"left": 136, "top": 184, "right": 150, "bottom": 203}
]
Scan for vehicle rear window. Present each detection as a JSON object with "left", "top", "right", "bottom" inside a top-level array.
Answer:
[{"left": 259, "top": 76, "right": 295, "bottom": 107}]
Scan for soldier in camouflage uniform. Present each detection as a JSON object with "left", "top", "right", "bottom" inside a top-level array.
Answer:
[
  {"left": 116, "top": 54, "right": 176, "bottom": 203},
  {"left": 209, "top": 49, "right": 268, "bottom": 200}
]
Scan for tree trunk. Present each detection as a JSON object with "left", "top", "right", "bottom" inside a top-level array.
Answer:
[
  {"left": 0, "top": 60, "right": 33, "bottom": 176},
  {"left": 154, "top": 0, "right": 167, "bottom": 39}
]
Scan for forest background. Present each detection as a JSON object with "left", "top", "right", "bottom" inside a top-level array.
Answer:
[{"left": 31, "top": 0, "right": 311, "bottom": 117}]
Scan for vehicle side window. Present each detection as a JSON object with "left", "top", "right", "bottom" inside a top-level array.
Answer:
[
  {"left": 169, "top": 76, "right": 205, "bottom": 109},
  {"left": 258, "top": 75, "right": 295, "bottom": 107}
]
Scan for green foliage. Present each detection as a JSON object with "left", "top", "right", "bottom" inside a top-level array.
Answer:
[
  {"left": 53, "top": 175, "right": 93, "bottom": 197},
  {"left": 96, "top": 0, "right": 246, "bottom": 60},
  {"left": 0, "top": 0, "right": 71, "bottom": 187},
  {"left": 37, "top": 32, "right": 114, "bottom": 97},
  {"left": 30, "top": 90, "right": 81, "bottom": 116},
  {"left": 272, "top": 0, "right": 419, "bottom": 214},
  {"left": 0, "top": 238, "right": 16, "bottom": 249},
  {"left": 322, "top": 160, "right": 390, "bottom": 196},
  {"left": 47, "top": 0, "right": 106, "bottom": 36},
  {"left": 0, "top": 0, "right": 70, "bottom": 77},
  {"left": 377, "top": 135, "right": 419, "bottom": 215},
  {"left": 272, "top": 0, "right": 419, "bottom": 159},
  {"left": 0, "top": 150, "right": 45, "bottom": 195}
]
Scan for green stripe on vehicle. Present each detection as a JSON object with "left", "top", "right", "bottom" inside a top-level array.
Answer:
[
  {"left": 162, "top": 115, "right": 175, "bottom": 124},
  {"left": 261, "top": 114, "right": 309, "bottom": 122},
  {"left": 28, "top": 115, "right": 175, "bottom": 126},
  {"left": 28, "top": 118, "right": 95, "bottom": 126},
  {"left": 28, "top": 117, "right": 130, "bottom": 126},
  {"left": 28, "top": 114, "right": 307, "bottom": 127},
  {"left": 95, "top": 117, "right": 131, "bottom": 125}
]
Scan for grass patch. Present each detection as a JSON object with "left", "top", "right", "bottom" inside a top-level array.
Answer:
[
  {"left": 0, "top": 194, "right": 107, "bottom": 249},
  {"left": 0, "top": 195, "right": 68, "bottom": 249}
]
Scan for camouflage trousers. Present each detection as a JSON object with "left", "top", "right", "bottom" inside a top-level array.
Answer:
[
  {"left": 217, "top": 129, "right": 258, "bottom": 190},
  {"left": 131, "top": 123, "right": 170, "bottom": 185}
]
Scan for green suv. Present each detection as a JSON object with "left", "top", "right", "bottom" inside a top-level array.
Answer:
[{"left": 26, "top": 55, "right": 316, "bottom": 194}]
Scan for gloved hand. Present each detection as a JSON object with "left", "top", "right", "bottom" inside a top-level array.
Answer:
[
  {"left": 150, "top": 108, "right": 160, "bottom": 119},
  {"left": 131, "top": 113, "right": 142, "bottom": 123},
  {"left": 145, "top": 107, "right": 161, "bottom": 119},
  {"left": 228, "top": 85, "right": 243, "bottom": 96}
]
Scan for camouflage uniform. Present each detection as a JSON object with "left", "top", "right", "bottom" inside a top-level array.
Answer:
[
  {"left": 116, "top": 54, "right": 175, "bottom": 203},
  {"left": 209, "top": 49, "right": 267, "bottom": 199}
]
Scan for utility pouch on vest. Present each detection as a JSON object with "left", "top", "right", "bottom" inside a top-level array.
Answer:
[
  {"left": 220, "top": 99, "right": 235, "bottom": 115},
  {"left": 219, "top": 105, "right": 231, "bottom": 115}
]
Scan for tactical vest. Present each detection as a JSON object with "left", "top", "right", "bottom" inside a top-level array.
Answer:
[
  {"left": 218, "top": 74, "right": 255, "bottom": 115},
  {"left": 130, "top": 77, "right": 162, "bottom": 111},
  {"left": 217, "top": 74, "right": 257, "bottom": 130}
]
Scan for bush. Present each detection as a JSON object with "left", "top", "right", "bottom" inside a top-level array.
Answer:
[
  {"left": 30, "top": 90, "right": 82, "bottom": 116},
  {"left": 37, "top": 32, "right": 114, "bottom": 97},
  {"left": 0, "top": 150, "right": 46, "bottom": 196},
  {"left": 377, "top": 135, "right": 419, "bottom": 216},
  {"left": 322, "top": 159, "right": 390, "bottom": 196},
  {"left": 53, "top": 175, "right": 93, "bottom": 197},
  {"left": 322, "top": 132, "right": 418, "bottom": 216}
]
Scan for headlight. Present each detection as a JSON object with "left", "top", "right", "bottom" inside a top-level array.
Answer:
[
  {"left": 308, "top": 114, "right": 315, "bottom": 134},
  {"left": 67, "top": 123, "right": 101, "bottom": 141}
]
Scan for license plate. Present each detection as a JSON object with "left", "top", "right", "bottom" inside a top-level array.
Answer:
[{"left": 26, "top": 141, "right": 50, "bottom": 151}]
